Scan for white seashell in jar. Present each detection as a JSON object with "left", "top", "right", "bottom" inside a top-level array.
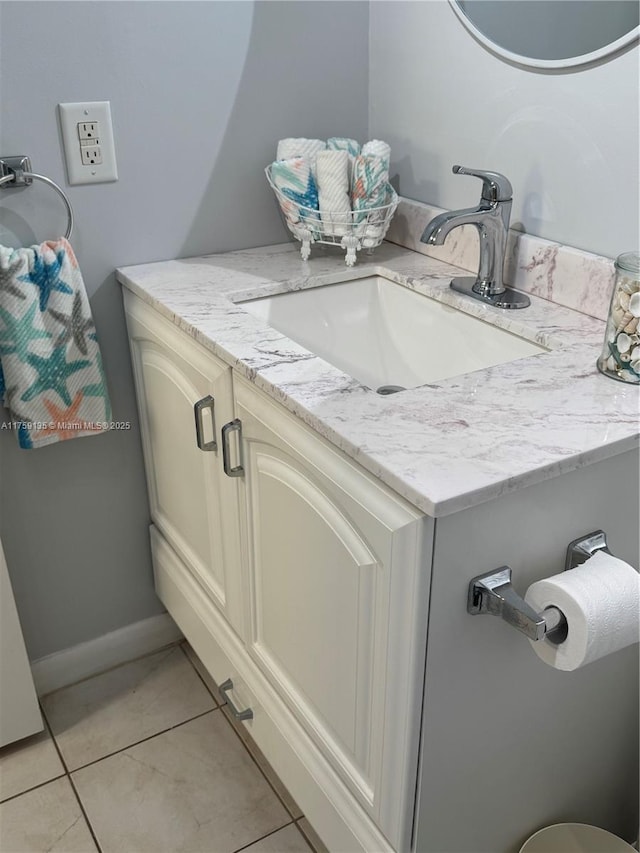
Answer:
[
  {"left": 629, "top": 292, "right": 640, "bottom": 317},
  {"left": 618, "top": 291, "right": 631, "bottom": 311},
  {"left": 621, "top": 279, "right": 639, "bottom": 294},
  {"left": 631, "top": 346, "right": 640, "bottom": 360},
  {"left": 620, "top": 352, "right": 632, "bottom": 362},
  {"left": 612, "top": 305, "right": 625, "bottom": 327},
  {"left": 617, "top": 311, "right": 633, "bottom": 331},
  {"left": 617, "top": 332, "right": 632, "bottom": 353},
  {"left": 606, "top": 355, "right": 617, "bottom": 371},
  {"left": 624, "top": 317, "right": 639, "bottom": 334},
  {"left": 630, "top": 359, "right": 640, "bottom": 374}
]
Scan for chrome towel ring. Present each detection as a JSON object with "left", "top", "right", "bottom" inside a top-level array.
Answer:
[{"left": 0, "top": 155, "right": 74, "bottom": 240}]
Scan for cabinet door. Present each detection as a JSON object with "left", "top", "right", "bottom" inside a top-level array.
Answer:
[
  {"left": 124, "top": 293, "right": 243, "bottom": 635},
  {"left": 233, "top": 376, "right": 432, "bottom": 850}
]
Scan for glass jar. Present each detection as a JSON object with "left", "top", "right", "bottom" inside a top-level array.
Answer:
[{"left": 597, "top": 251, "right": 640, "bottom": 384}]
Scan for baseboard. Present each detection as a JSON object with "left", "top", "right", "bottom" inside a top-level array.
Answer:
[{"left": 31, "top": 612, "right": 183, "bottom": 696}]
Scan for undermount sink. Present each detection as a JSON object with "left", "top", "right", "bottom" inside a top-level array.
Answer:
[{"left": 239, "top": 275, "right": 549, "bottom": 392}]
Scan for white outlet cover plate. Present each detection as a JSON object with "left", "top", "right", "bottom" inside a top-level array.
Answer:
[{"left": 58, "top": 101, "right": 118, "bottom": 185}]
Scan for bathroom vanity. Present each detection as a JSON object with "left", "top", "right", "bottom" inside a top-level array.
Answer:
[{"left": 119, "top": 241, "right": 639, "bottom": 853}]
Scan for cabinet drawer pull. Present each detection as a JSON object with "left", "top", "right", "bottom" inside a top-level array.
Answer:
[
  {"left": 221, "top": 419, "right": 244, "bottom": 477},
  {"left": 194, "top": 395, "right": 217, "bottom": 451},
  {"left": 219, "top": 678, "right": 253, "bottom": 720}
]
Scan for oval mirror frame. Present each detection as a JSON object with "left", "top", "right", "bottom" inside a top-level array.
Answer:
[{"left": 449, "top": 0, "right": 640, "bottom": 69}]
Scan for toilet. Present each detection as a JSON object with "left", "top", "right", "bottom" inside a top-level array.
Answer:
[{"left": 520, "top": 823, "right": 636, "bottom": 853}]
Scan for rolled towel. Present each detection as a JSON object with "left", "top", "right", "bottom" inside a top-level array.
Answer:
[
  {"left": 327, "top": 137, "right": 361, "bottom": 159},
  {"left": 315, "top": 150, "right": 352, "bottom": 237},
  {"left": 351, "top": 154, "right": 390, "bottom": 245},
  {"left": 276, "top": 138, "right": 326, "bottom": 163},
  {"left": 362, "top": 139, "right": 391, "bottom": 171},
  {"left": 270, "top": 158, "right": 320, "bottom": 225}
]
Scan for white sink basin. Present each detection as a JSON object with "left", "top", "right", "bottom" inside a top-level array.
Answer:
[{"left": 240, "top": 275, "right": 548, "bottom": 392}]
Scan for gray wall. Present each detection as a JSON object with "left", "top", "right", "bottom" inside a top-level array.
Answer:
[
  {"left": 0, "top": 1, "right": 369, "bottom": 660},
  {"left": 369, "top": 0, "right": 639, "bottom": 258}
]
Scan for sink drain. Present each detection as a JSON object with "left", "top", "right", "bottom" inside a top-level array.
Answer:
[{"left": 376, "top": 385, "right": 406, "bottom": 395}]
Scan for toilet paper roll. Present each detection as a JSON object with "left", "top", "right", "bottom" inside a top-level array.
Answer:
[{"left": 524, "top": 550, "right": 639, "bottom": 671}]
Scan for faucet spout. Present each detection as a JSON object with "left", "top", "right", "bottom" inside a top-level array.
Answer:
[{"left": 421, "top": 205, "right": 487, "bottom": 245}]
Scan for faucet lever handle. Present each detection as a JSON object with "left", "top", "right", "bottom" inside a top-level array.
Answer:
[{"left": 452, "top": 165, "right": 513, "bottom": 203}]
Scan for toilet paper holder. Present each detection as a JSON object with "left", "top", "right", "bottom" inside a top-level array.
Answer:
[{"left": 467, "top": 530, "right": 610, "bottom": 642}]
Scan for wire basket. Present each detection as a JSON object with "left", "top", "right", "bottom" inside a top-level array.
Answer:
[{"left": 265, "top": 164, "right": 398, "bottom": 266}]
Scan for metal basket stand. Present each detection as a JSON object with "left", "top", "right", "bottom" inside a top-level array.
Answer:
[{"left": 266, "top": 165, "right": 398, "bottom": 266}]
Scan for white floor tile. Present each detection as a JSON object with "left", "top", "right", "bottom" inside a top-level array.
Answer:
[
  {"left": 0, "top": 777, "right": 96, "bottom": 852},
  {"left": 0, "top": 728, "right": 64, "bottom": 803},
  {"left": 72, "top": 710, "right": 290, "bottom": 852},
  {"left": 42, "top": 646, "right": 215, "bottom": 770}
]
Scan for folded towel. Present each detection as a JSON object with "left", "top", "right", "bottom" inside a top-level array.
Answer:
[
  {"left": 351, "top": 154, "right": 390, "bottom": 246},
  {"left": 0, "top": 238, "right": 111, "bottom": 449},
  {"left": 270, "top": 158, "right": 320, "bottom": 225},
  {"left": 327, "top": 137, "right": 361, "bottom": 159},
  {"left": 276, "top": 138, "right": 326, "bottom": 166},
  {"left": 315, "top": 150, "right": 352, "bottom": 237},
  {"left": 362, "top": 139, "right": 391, "bottom": 171}
]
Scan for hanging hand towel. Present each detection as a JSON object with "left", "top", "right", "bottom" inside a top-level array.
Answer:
[
  {"left": 270, "top": 157, "right": 320, "bottom": 229},
  {"left": 0, "top": 238, "right": 111, "bottom": 449},
  {"left": 327, "top": 137, "right": 361, "bottom": 159},
  {"left": 315, "top": 150, "right": 352, "bottom": 237},
  {"left": 351, "top": 154, "right": 390, "bottom": 246}
]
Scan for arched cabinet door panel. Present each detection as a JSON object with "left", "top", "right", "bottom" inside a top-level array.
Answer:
[
  {"left": 234, "top": 375, "right": 431, "bottom": 849},
  {"left": 124, "top": 292, "right": 243, "bottom": 636}
]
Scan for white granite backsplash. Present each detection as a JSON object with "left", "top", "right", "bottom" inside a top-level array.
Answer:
[{"left": 386, "top": 197, "right": 616, "bottom": 321}]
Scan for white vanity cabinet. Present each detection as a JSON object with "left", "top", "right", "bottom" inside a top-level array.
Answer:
[
  {"left": 233, "top": 375, "right": 431, "bottom": 845},
  {"left": 124, "top": 292, "right": 244, "bottom": 634},
  {"left": 125, "top": 294, "right": 434, "bottom": 853}
]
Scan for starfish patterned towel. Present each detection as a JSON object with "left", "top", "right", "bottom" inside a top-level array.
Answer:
[
  {"left": 0, "top": 238, "right": 111, "bottom": 449},
  {"left": 270, "top": 157, "right": 320, "bottom": 224}
]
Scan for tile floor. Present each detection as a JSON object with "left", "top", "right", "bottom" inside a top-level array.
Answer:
[{"left": 0, "top": 643, "right": 327, "bottom": 853}]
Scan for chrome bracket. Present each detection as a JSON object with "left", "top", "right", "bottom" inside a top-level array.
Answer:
[
  {"left": 467, "top": 530, "right": 611, "bottom": 643},
  {"left": 565, "top": 529, "right": 609, "bottom": 570},
  {"left": 0, "top": 155, "right": 33, "bottom": 187},
  {"left": 468, "top": 567, "right": 548, "bottom": 641}
]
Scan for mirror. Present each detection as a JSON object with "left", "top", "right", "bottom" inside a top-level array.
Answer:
[{"left": 450, "top": 0, "right": 639, "bottom": 69}]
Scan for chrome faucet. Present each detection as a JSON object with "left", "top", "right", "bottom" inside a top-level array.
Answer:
[{"left": 421, "top": 165, "right": 530, "bottom": 309}]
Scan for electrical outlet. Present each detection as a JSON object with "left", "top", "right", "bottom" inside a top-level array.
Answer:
[
  {"left": 58, "top": 101, "right": 117, "bottom": 185},
  {"left": 77, "top": 121, "right": 99, "bottom": 140},
  {"left": 80, "top": 146, "right": 102, "bottom": 166}
]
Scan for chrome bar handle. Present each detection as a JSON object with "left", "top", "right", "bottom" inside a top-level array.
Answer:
[
  {"left": 452, "top": 165, "right": 513, "bottom": 203},
  {"left": 219, "top": 678, "right": 253, "bottom": 721},
  {"left": 221, "top": 419, "right": 244, "bottom": 477},
  {"left": 194, "top": 395, "right": 217, "bottom": 451}
]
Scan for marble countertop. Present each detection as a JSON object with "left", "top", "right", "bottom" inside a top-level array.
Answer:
[{"left": 117, "top": 241, "right": 639, "bottom": 517}]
